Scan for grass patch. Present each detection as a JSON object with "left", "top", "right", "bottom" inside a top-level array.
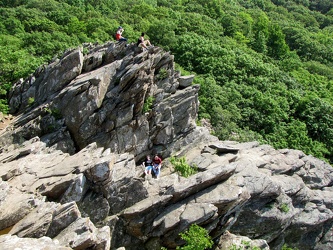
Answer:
[
  {"left": 279, "top": 203, "right": 290, "bottom": 213},
  {"left": 157, "top": 68, "right": 168, "bottom": 80},
  {"left": 44, "top": 107, "right": 62, "bottom": 120},
  {"left": 28, "top": 97, "right": 35, "bottom": 106},
  {"left": 282, "top": 244, "right": 298, "bottom": 250},
  {"left": 142, "top": 96, "right": 154, "bottom": 114}
]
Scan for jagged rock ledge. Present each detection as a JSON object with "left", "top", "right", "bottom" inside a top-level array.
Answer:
[{"left": 4, "top": 41, "right": 198, "bottom": 160}]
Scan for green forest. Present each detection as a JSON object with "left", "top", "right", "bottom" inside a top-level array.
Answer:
[{"left": 1, "top": 0, "right": 333, "bottom": 163}]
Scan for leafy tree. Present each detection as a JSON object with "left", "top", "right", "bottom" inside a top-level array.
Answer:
[
  {"left": 221, "top": 14, "right": 239, "bottom": 37},
  {"left": 303, "top": 61, "right": 333, "bottom": 80},
  {"left": 2, "top": 16, "right": 24, "bottom": 35},
  {"left": 67, "top": 16, "right": 85, "bottom": 35},
  {"left": 278, "top": 51, "right": 302, "bottom": 72},
  {"left": 251, "top": 11, "right": 269, "bottom": 53},
  {"left": 0, "top": 34, "right": 43, "bottom": 83},
  {"left": 0, "top": 0, "right": 27, "bottom": 7},
  {"left": 238, "top": 11, "right": 254, "bottom": 37},
  {"left": 148, "top": 18, "right": 177, "bottom": 50},
  {"left": 267, "top": 23, "right": 289, "bottom": 59},
  {"left": 283, "top": 26, "right": 333, "bottom": 64},
  {"left": 253, "top": 11, "right": 270, "bottom": 38},
  {"left": 62, "top": 0, "right": 85, "bottom": 7},
  {"left": 295, "top": 94, "right": 333, "bottom": 160},
  {"left": 309, "top": 0, "right": 333, "bottom": 14},
  {"left": 252, "top": 30, "right": 267, "bottom": 53},
  {"left": 47, "top": 9, "right": 72, "bottom": 26}
]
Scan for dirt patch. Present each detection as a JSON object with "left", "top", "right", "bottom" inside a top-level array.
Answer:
[
  {"left": 0, "top": 226, "right": 13, "bottom": 235},
  {"left": 0, "top": 113, "right": 14, "bottom": 131}
]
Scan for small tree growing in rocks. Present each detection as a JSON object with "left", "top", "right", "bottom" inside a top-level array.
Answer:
[{"left": 176, "top": 224, "right": 213, "bottom": 250}]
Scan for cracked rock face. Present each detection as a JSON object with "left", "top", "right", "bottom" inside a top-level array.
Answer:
[
  {"left": 0, "top": 42, "right": 332, "bottom": 250},
  {"left": 5, "top": 42, "right": 198, "bottom": 159}
]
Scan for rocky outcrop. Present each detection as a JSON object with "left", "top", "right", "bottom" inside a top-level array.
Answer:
[
  {"left": 5, "top": 42, "right": 197, "bottom": 159},
  {"left": 1, "top": 133, "right": 332, "bottom": 250},
  {"left": 0, "top": 41, "right": 332, "bottom": 250}
]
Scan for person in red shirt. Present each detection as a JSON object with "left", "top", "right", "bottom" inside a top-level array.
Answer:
[
  {"left": 116, "top": 26, "right": 127, "bottom": 42},
  {"left": 152, "top": 155, "right": 162, "bottom": 179}
]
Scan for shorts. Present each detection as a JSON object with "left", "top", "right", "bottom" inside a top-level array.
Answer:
[{"left": 145, "top": 165, "right": 153, "bottom": 172}]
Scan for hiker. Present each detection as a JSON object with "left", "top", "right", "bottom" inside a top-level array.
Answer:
[
  {"left": 137, "top": 32, "right": 152, "bottom": 50},
  {"left": 116, "top": 26, "right": 127, "bottom": 42},
  {"left": 152, "top": 155, "right": 162, "bottom": 178},
  {"left": 142, "top": 155, "right": 153, "bottom": 176}
]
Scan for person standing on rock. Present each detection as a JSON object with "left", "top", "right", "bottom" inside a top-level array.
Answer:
[
  {"left": 137, "top": 32, "right": 152, "bottom": 50},
  {"left": 116, "top": 26, "right": 127, "bottom": 42},
  {"left": 143, "top": 155, "right": 153, "bottom": 176},
  {"left": 152, "top": 155, "right": 162, "bottom": 179}
]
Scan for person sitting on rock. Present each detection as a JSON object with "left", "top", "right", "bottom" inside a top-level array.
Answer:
[
  {"left": 137, "top": 32, "right": 152, "bottom": 50},
  {"left": 143, "top": 155, "right": 153, "bottom": 176},
  {"left": 116, "top": 26, "right": 127, "bottom": 42},
  {"left": 152, "top": 155, "right": 162, "bottom": 179}
]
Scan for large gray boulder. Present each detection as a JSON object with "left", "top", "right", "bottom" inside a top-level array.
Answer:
[
  {"left": 9, "top": 202, "right": 60, "bottom": 238},
  {"left": 0, "top": 180, "right": 44, "bottom": 231},
  {"left": 0, "top": 234, "right": 71, "bottom": 250},
  {"left": 216, "top": 231, "right": 270, "bottom": 250},
  {"left": 53, "top": 217, "right": 109, "bottom": 250}
]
